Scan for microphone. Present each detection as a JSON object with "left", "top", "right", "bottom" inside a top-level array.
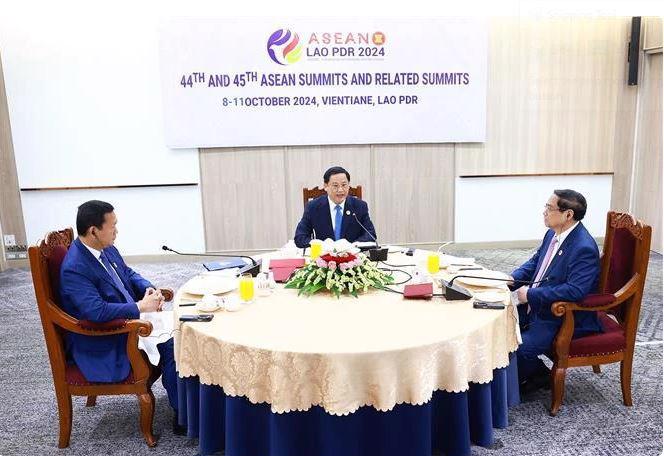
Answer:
[
  {"left": 162, "top": 245, "right": 262, "bottom": 277},
  {"left": 351, "top": 213, "right": 387, "bottom": 262},
  {"left": 442, "top": 276, "right": 550, "bottom": 301}
]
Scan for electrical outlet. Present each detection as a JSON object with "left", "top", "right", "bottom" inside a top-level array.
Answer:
[{"left": 3, "top": 234, "right": 16, "bottom": 247}]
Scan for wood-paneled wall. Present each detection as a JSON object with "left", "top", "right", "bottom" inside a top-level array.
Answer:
[
  {"left": 632, "top": 50, "right": 662, "bottom": 253},
  {"left": 0, "top": 52, "right": 27, "bottom": 254},
  {"left": 0, "top": 220, "right": 6, "bottom": 271},
  {"left": 456, "top": 17, "right": 628, "bottom": 176}
]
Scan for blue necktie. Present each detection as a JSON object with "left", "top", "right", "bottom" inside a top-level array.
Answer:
[
  {"left": 100, "top": 251, "right": 135, "bottom": 304},
  {"left": 334, "top": 205, "right": 343, "bottom": 240}
]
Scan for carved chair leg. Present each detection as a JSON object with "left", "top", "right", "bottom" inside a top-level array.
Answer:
[
  {"left": 592, "top": 365, "right": 601, "bottom": 374},
  {"left": 620, "top": 355, "right": 634, "bottom": 406},
  {"left": 55, "top": 387, "right": 73, "bottom": 448},
  {"left": 137, "top": 393, "right": 157, "bottom": 447},
  {"left": 550, "top": 365, "right": 567, "bottom": 416},
  {"left": 86, "top": 395, "right": 97, "bottom": 407}
]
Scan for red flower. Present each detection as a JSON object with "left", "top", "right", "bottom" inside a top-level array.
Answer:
[{"left": 320, "top": 252, "right": 357, "bottom": 264}]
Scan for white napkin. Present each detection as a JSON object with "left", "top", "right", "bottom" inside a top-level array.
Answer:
[{"left": 138, "top": 310, "right": 174, "bottom": 365}]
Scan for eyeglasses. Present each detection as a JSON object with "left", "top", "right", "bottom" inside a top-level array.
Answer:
[
  {"left": 329, "top": 183, "right": 349, "bottom": 191},
  {"left": 544, "top": 204, "right": 569, "bottom": 213}
]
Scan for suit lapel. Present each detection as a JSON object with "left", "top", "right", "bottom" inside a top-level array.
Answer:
[
  {"left": 543, "top": 223, "right": 582, "bottom": 276},
  {"left": 74, "top": 239, "right": 125, "bottom": 295},
  {"left": 318, "top": 197, "right": 334, "bottom": 239}
]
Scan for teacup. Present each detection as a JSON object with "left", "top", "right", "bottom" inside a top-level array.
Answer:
[
  {"left": 199, "top": 294, "right": 221, "bottom": 312},
  {"left": 222, "top": 295, "right": 242, "bottom": 312}
]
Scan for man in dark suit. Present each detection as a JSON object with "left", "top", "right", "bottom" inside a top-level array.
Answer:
[
  {"left": 59, "top": 200, "right": 184, "bottom": 434},
  {"left": 510, "top": 189, "right": 601, "bottom": 393},
  {"left": 294, "top": 166, "right": 377, "bottom": 248}
]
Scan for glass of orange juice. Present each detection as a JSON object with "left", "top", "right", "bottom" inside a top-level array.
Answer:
[
  {"left": 427, "top": 253, "right": 440, "bottom": 275},
  {"left": 239, "top": 273, "right": 254, "bottom": 303},
  {"left": 310, "top": 239, "right": 323, "bottom": 260}
]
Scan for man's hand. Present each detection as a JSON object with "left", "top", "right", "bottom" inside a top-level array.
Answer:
[
  {"left": 138, "top": 289, "right": 163, "bottom": 313},
  {"left": 516, "top": 285, "right": 529, "bottom": 304}
]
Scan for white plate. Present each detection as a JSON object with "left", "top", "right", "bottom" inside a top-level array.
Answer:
[
  {"left": 473, "top": 291, "right": 507, "bottom": 302},
  {"left": 181, "top": 276, "right": 238, "bottom": 296},
  {"left": 452, "top": 270, "right": 510, "bottom": 288}
]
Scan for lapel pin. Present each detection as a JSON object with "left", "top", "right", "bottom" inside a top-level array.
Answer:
[
  {"left": 558, "top": 250, "right": 563, "bottom": 256},
  {"left": 346, "top": 210, "right": 351, "bottom": 216}
]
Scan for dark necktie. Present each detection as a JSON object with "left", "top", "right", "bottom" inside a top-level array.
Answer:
[{"left": 100, "top": 251, "right": 135, "bottom": 304}]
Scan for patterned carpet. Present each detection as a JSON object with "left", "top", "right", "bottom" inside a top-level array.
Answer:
[{"left": 0, "top": 249, "right": 661, "bottom": 455}]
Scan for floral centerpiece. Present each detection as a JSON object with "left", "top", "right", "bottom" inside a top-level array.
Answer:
[{"left": 285, "top": 240, "right": 394, "bottom": 297}]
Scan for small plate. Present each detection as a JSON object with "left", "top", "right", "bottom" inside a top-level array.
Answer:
[
  {"left": 197, "top": 302, "right": 222, "bottom": 313},
  {"left": 181, "top": 276, "right": 238, "bottom": 296}
]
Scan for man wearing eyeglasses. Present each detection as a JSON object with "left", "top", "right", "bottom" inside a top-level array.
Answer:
[
  {"left": 509, "top": 189, "right": 601, "bottom": 395},
  {"left": 294, "top": 166, "right": 377, "bottom": 248}
]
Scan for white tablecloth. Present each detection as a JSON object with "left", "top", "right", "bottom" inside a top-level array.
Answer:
[{"left": 174, "top": 250, "right": 519, "bottom": 415}]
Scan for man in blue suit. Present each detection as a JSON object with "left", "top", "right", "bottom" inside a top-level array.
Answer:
[
  {"left": 60, "top": 200, "right": 184, "bottom": 434},
  {"left": 510, "top": 189, "right": 601, "bottom": 393},
  {"left": 294, "top": 166, "right": 377, "bottom": 248}
]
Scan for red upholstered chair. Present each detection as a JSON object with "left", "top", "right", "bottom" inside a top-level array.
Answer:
[
  {"left": 548, "top": 212, "right": 652, "bottom": 416},
  {"left": 28, "top": 228, "right": 160, "bottom": 448},
  {"left": 302, "top": 185, "right": 362, "bottom": 209}
]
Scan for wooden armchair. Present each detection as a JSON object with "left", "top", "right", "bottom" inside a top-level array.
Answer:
[
  {"left": 28, "top": 228, "right": 159, "bottom": 448},
  {"left": 302, "top": 185, "right": 362, "bottom": 209},
  {"left": 548, "top": 212, "right": 652, "bottom": 416}
]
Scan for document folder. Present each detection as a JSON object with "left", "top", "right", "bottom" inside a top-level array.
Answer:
[{"left": 269, "top": 258, "right": 306, "bottom": 282}]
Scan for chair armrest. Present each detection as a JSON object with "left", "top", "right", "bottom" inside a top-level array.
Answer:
[
  {"left": 158, "top": 287, "right": 174, "bottom": 302},
  {"left": 47, "top": 299, "right": 153, "bottom": 337},
  {"left": 46, "top": 299, "right": 155, "bottom": 383},
  {"left": 551, "top": 273, "right": 641, "bottom": 316},
  {"left": 79, "top": 319, "right": 129, "bottom": 331},
  {"left": 549, "top": 273, "right": 642, "bottom": 362}
]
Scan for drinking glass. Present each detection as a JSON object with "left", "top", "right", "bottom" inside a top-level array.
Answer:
[
  {"left": 427, "top": 253, "right": 440, "bottom": 275},
  {"left": 310, "top": 239, "right": 323, "bottom": 260},
  {"left": 239, "top": 273, "right": 254, "bottom": 303}
]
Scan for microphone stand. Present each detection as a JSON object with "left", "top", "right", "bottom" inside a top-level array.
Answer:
[
  {"left": 351, "top": 213, "right": 387, "bottom": 262},
  {"left": 162, "top": 245, "right": 262, "bottom": 277}
]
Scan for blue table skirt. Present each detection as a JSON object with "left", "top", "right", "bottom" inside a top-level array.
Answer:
[{"left": 177, "top": 352, "right": 519, "bottom": 456}]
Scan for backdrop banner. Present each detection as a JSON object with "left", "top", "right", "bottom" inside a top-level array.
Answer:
[{"left": 159, "top": 18, "right": 487, "bottom": 148}]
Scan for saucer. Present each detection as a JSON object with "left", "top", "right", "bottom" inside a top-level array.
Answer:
[{"left": 197, "top": 302, "right": 222, "bottom": 313}]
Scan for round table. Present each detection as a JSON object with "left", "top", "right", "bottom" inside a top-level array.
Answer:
[{"left": 174, "top": 250, "right": 520, "bottom": 456}]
